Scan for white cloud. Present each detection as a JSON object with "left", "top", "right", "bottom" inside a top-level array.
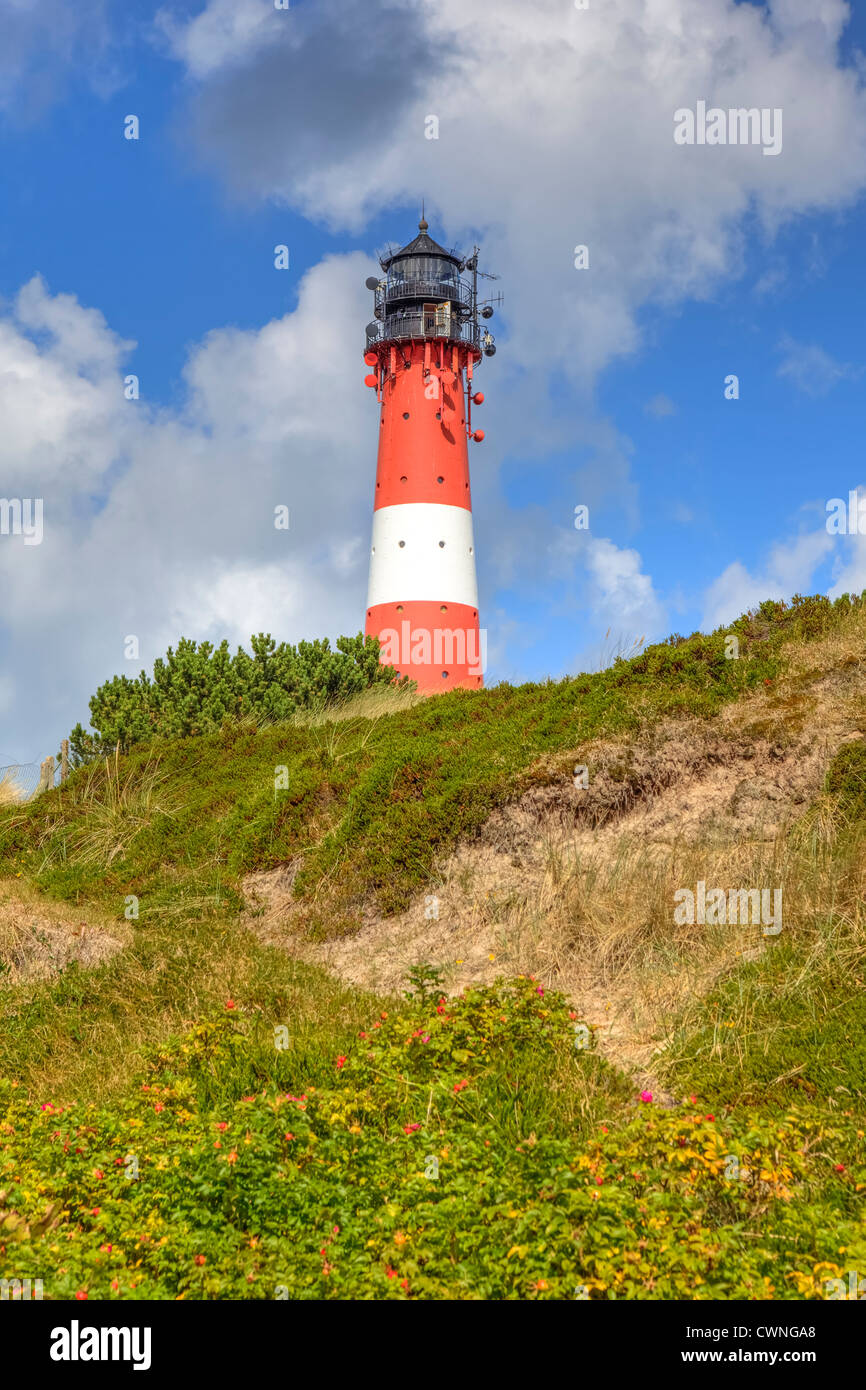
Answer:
[
  {"left": 154, "top": 0, "right": 280, "bottom": 82},
  {"left": 828, "top": 540, "right": 866, "bottom": 599},
  {"left": 0, "top": 277, "right": 132, "bottom": 497},
  {"left": 776, "top": 333, "right": 862, "bottom": 397},
  {"left": 584, "top": 536, "right": 665, "bottom": 635},
  {"left": 701, "top": 526, "right": 835, "bottom": 629},
  {"left": 0, "top": 260, "right": 378, "bottom": 756}
]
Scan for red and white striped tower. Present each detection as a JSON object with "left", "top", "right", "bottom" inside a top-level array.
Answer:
[{"left": 362, "top": 218, "right": 498, "bottom": 693}]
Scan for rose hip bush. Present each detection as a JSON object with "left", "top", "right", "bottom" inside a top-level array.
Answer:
[{"left": 1, "top": 978, "right": 863, "bottom": 1300}]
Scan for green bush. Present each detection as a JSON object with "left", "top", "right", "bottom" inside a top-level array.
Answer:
[{"left": 69, "top": 632, "right": 404, "bottom": 762}]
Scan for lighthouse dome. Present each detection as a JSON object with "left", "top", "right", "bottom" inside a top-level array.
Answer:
[{"left": 380, "top": 218, "right": 461, "bottom": 271}]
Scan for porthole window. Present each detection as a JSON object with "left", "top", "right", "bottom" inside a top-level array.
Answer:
[
  {"left": 398, "top": 540, "right": 406, "bottom": 548},
  {"left": 438, "top": 540, "right": 445, "bottom": 548}
]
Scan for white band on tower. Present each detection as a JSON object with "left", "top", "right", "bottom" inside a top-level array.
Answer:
[{"left": 367, "top": 502, "right": 478, "bottom": 609}]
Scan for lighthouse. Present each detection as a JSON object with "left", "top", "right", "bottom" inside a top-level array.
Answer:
[{"left": 362, "top": 218, "right": 498, "bottom": 693}]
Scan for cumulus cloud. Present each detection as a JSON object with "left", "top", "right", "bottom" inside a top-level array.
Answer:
[
  {"left": 162, "top": 0, "right": 446, "bottom": 220},
  {"left": 0, "top": 277, "right": 132, "bottom": 502},
  {"left": 584, "top": 536, "right": 665, "bottom": 634},
  {"left": 700, "top": 526, "right": 836, "bottom": 629},
  {"left": 160, "top": 0, "right": 866, "bottom": 386},
  {"left": 0, "top": 260, "right": 380, "bottom": 757}
]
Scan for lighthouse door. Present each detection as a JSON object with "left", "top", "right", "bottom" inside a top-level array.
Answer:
[{"left": 422, "top": 303, "right": 437, "bottom": 335}]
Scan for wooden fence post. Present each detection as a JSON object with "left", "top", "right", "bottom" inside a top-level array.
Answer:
[{"left": 61, "top": 740, "right": 69, "bottom": 785}]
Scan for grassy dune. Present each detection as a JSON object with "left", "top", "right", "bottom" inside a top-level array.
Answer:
[{"left": 0, "top": 593, "right": 863, "bottom": 1299}]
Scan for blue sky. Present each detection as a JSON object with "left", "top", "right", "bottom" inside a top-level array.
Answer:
[{"left": 1, "top": 0, "right": 865, "bottom": 762}]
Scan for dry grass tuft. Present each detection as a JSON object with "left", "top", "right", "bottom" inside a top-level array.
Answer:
[
  {"left": 290, "top": 683, "right": 423, "bottom": 728},
  {"left": 35, "top": 751, "right": 179, "bottom": 869}
]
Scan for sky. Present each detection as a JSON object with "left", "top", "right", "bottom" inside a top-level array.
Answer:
[{"left": 1, "top": 0, "right": 866, "bottom": 763}]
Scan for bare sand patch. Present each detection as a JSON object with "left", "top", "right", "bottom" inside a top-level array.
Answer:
[{"left": 0, "top": 880, "right": 128, "bottom": 985}]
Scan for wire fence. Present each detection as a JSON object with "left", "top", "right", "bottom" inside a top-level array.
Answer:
[{"left": 0, "top": 758, "right": 63, "bottom": 803}]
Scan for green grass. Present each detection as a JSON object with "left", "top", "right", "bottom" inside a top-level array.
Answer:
[{"left": 662, "top": 935, "right": 866, "bottom": 1107}]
